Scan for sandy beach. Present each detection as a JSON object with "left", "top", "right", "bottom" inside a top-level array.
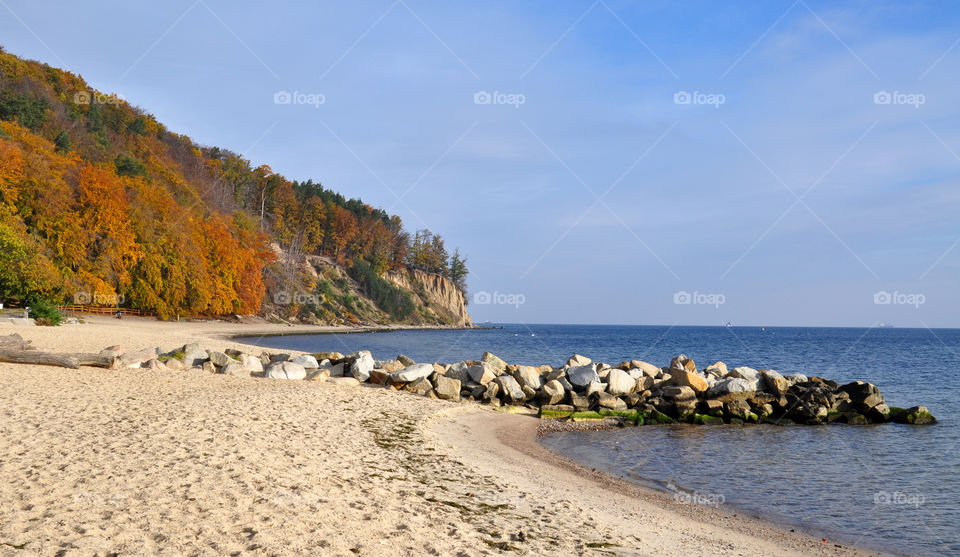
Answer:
[{"left": 0, "top": 317, "right": 877, "bottom": 556}]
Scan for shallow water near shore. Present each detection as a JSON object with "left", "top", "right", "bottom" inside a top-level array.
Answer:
[{"left": 240, "top": 324, "right": 959, "bottom": 556}]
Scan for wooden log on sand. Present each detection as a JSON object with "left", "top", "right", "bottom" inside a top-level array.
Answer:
[{"left": 0, "top": 334, "right": 115, "bottom": 369}]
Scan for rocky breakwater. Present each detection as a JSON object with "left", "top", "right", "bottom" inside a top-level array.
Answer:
[{"left": 111, "top": 345, "right": 936, "bottom": 427}]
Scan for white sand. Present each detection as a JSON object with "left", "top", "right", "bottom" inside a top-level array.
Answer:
[{"left": 0, "top": 317, "right": 877, "bottom": 555}]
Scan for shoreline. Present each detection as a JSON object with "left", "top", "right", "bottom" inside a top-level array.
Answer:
[
  {"left": 428, "top": 408, "right": 885, "bottom": 557},
  {"left": 0, "top": 317, "right": 889, "bottom": 555}
]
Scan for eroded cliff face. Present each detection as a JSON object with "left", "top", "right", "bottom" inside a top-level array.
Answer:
[{"left": 386, "top": 269, "right": 473, "bottom": 327}]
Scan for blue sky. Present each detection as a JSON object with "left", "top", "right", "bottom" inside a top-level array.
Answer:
[{"left": 2, "top": 0, "right": 959, "bottom": 327}]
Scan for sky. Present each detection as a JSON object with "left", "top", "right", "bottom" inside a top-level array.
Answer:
[{"left": 2, "top": 0, "right": 959, "bottom": 327}]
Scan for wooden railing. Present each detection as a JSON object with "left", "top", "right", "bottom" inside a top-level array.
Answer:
[{"left": 57, "top": 305, "right": 157, "bottom": 317}]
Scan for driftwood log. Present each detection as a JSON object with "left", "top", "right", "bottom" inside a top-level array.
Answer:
[
  {"left": 0, "top": 349, "right": 115, "bottom": 369},
  {"left": 0, "top": 334, "right": 114, "bottom": 369}
]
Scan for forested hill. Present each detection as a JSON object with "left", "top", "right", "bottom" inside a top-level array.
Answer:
[{"left": 0, "top": 47, "right": 468, "bottom": 322}]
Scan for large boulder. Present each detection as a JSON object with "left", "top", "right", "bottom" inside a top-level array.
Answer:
[
  {"left": 539, "top": 380, "right": 566, "bottom": 405},
  {"left": 467, "top": 363, "right": 497, "bottom": 386},
  {"left": 704, "top": 361, "right": 727, "bottom": 376},
  {"left": 350, "top": 352, "right": 374, "bottom": 382},
  {"left": 183, "top": 348, "right": 209, "bottom": 367},
  {"left": 207, "top": 350, "right": 232, "bottom": 368},
  {"left": 662, "top": 385, "right": 696, "bottom": 400},
  {"left": 495, "top": 375, "right": 526, "bottom": 404},
  {"left": 264, "top": 361, "right": 307, "bottom": 380},
  {"left": 594, "top": 392, "right": 627, "bottom": 411},
  {"left": 706, "top": 377, "right": 757, "bottom": 401},
  {"left": 631, "top": 361, "right": 661, "bottom": 378},
  {"left": 291, "top": 355, "right": 320, "bottom": 369},
  {"left": 445, "top": 361, "right": 472, "bottom": 384},
  {"left": 240, "top": 354, "right": 264, "bottom": 373},
  {"left": 760, "top": 369, "right": 788, "bottom": 395},
  {"left": 670, "top": 368, "right": 708, "bottom": 393},
  {"left": 567, "top": 354, "right": 592, "bottom": 367},
  {"left": 567, "top": 365, "right": 600, "bottom": 388},
  {"left": 433, "top": 375, "right": 461, "bottom": 401},
  {"left": 221, "top": 362, "right": 248, "bottom": 378},
  {"left": 481, "top": 352, "right": 507, "bottom": 375},
  {"left": 514, "top": 365, "right": 544, "bottom": 391},
  {"left": 390, "top": 363, "right": 434, "bottom": 383},
  {"left": 397, "top": 354, "right": 416, "bottom": 367},
  {"left": 606, "top": 369, "right": 636, "bottom": 397}
]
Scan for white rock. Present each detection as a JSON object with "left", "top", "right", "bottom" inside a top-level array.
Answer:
[
  {"left": 350, "top": 352, "right": 374, "bottom": 382},
  {"left": 291, "top": 355, "right": 320, "bottom": 369},
  {"left": 264, "top": 361, "right": 307, "bottom": 380},
  {"left": 327, "top": 376, "right": 360, "bottom": 387},
  {"left": 567, "top": 354, "right": 592, "bottom": 367},
  {"left": 240, "top": 354, "right": 264, "bottom": 373},
  {"left": 390, "top": 363, "right": 434, "bottom": 383},
  {"left": 631, "top": 361, "right": 661, "bottom": 378},
  {"left": 606, "top": 368, "right": 636, "bottom": 397}
]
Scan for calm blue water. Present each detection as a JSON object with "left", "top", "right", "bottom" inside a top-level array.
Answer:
[{"left": 239, "top": 324, "right": 960, "bottom": 556}]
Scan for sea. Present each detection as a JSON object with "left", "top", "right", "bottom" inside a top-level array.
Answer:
[{"left": 238, "top": 324, "right": 960, "bottom": 556}]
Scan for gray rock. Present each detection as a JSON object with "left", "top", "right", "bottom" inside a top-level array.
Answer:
[
  {"left": 761, "top": 369, "right": 788, "bottom": 395},
  {"left": 265, "top": 361, "right": 307, "bottom": 380},
  {"left": 481, "top": 352, "right": 507, "bottom": 375},
  {"left": 567, "top": 364, "right": 600, "bottom": 388},
  {"left": 404, "top": 377, "right": 433, "bottom": 396},
  {"left": 539, "top": 380, "right": 566, "bottom": 405},
  {"left": 207, "top": 350, "right": 232, "bottom": 367},
  {"left": 397, "top": 354, "right": 416, "bottom": 367},
  {"left": 201, "top": 361, "right": 217, "bottom": 374},
  {"left": 390, "top": 363, "right": 434, "bottom": 383},
  {"left": 434, "top": 375, "right": 461, "bottom": 401},
  {"left": 566, "top": 354, "right": 592, "bottom": 367},
  {"left": 514, "top": 365, "right": 544, "bottom": 391},
  {"left": 182, "top": 349, "right": 208, "bottom": 367},
  {"left": 606, "top": 368, "right": 635, "bottom": 397},
  {"left": 594, "top": 392, "right": 627, "bottom": 410},
  {"left": 350, "top": 352, "right": 374, "bottom": 382},
  {"left": 728, "top": 366, "right": 760, "bottom": 381},
  {"left": 586, "top": 380, "right": 606, "bottom": 397},
  {"left": 445, "top": 361, "right": 472, "bottom": 384},
  {"left": 221, "top": 362, "right": 248, "bottom": 377},
  {"left": 495, "top": 375, "right": 526, "bottom": 404},
  {"left": 121, "top": 347, "right": 161, "bottom": 368},
  {"left": 141, "top": 358, "right": 167, "bottom": 371},
  {"left": 164, "top": 358, "right": 185, "bottom": 371},
  {"left": 467, "top": 363, "right": 496, "bottom": 386},
  {"left": 662, "top": 385, "right": 696, "bottom": 400},
  {"left": 706, "top": 377, "right": 757, "bottom": 400},
  {"left": 570, "top": 391, "right": 590, "bottom": 410},
  {"left": 291, "top": 355, "right": 320, "bottom": 369},
  {"left": 483, "top": 381, "right": 500, "bottom": 402}
]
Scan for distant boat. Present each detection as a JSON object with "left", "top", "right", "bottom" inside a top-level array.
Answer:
[{"left": 725, "top": 322, "right": 733, "bottom": 327}]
